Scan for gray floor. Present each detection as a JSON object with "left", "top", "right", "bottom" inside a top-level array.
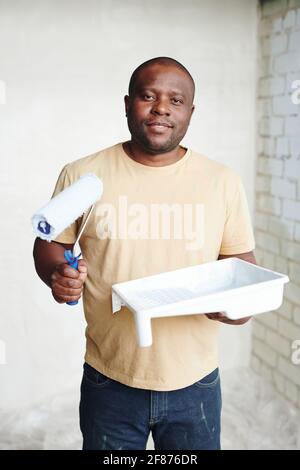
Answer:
[{"left": 1, "top": 368, "right": 299, "bottom": 450}]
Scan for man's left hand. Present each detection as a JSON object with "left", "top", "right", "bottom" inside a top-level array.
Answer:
[{"left": 208, "top": 251, "right": 256, "bottom": 325}]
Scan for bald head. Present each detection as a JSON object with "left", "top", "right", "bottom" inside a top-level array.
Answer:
[{"left": 128, "top": 57, "right": 195, "bottom": 103}]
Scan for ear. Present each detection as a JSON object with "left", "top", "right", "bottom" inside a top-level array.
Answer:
[
  {"left": 187, "top": 105, "right": 195, "bottom": 126},
  {"left": 124, "top": 95, "right": 130, "bottom": 116}
]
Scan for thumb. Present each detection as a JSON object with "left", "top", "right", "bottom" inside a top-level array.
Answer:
[
  {"left": 77, "top": 259, "right": 88, "bottom": 281},
  {"left": 78, "top": 259, "right": 88, "bottom": 273}
]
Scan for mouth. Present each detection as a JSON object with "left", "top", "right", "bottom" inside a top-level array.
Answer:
[
  {"left": 145, "top": 121, "right": 174, "bottom": 132},
  {"left": 146, "top": 121, "right": 173, "bottom": 128}
]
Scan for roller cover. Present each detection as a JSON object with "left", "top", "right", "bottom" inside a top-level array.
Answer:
[{"left": 32, "top": 173, "right": 103, "bottom": 242}]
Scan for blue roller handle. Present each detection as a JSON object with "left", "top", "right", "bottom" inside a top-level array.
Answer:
[{"left": 64, "top": 249, "right": 81, "bottom": 306}]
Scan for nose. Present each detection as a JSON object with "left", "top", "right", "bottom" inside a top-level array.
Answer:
[{"left": 151, "top": 97, "right": 170, "bottom": 116}]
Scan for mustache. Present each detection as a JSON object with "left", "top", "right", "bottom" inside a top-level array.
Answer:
[{"left": 144, "top": 120, "right": 175, "bottom": 128}]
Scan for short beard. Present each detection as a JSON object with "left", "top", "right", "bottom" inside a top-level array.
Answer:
[{"left": 127, "top": 120, "right": 184, "bottom": 155}]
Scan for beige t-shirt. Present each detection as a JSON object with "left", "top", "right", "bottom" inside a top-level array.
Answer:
[{"left": 51, "top": 142, "right": 255, "bottom": 391}]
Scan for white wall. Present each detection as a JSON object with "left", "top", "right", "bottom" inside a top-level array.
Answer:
[{"left": 0, "top": 0, "right": 258, "bottom": 410}]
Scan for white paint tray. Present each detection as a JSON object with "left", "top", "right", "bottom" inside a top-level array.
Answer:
[{"left": 112, "top": 258, "right": 289, "bottom": 347}]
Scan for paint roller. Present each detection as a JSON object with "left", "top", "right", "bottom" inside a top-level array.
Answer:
[{"left": 32, "top": 173, "right": 103, "bottom": 305}]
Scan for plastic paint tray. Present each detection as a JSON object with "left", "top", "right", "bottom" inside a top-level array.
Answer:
[{"left": 111, "top": 258, "right": 289, "bottom": 347}]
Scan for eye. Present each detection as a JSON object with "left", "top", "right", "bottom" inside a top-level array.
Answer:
[
  {"left": 143, "top": 94, "right": 155, "bottom": 101},
  {"left": 172, "top": 97, "right": 183, "bottom": 104}
]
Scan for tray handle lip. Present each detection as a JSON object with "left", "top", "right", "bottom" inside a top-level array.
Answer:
[{"left": 111, "top": 285, "right": 139, "bottom": 314}]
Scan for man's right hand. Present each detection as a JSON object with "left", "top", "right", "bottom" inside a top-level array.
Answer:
[{"left": 50, "top": 259, "right": 88, "bottom": 304}]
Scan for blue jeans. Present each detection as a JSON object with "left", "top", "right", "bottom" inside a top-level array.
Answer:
[{"left": 79, "top": 362, "right": 222, "bottom": 450}]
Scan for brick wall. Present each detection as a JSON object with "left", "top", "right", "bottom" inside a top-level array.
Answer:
[{"left": 252, "top": 0, "right": 300, "bottom": 407}]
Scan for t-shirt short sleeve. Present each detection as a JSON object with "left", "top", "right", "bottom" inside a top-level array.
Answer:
[
  {"left": 219, "top": 174, "right": 255, "bottom": 255},
  {"left": 50, "top": 165, "right": 78, "bottom": 244}
]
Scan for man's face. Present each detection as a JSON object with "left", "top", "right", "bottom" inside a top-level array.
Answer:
[{"left": 125, "top": 64, "right": 195, "bottom": 154}]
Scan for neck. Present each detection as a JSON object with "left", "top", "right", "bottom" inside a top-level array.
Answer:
[{"left": 123, "top": 140, "right": 186, "bottom": 167}]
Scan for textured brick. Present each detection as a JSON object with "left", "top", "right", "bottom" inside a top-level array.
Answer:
[
  {"left": 251, "top": 354, "right": 261, "bottom": 374},
  {"left": 276, "top": 137, "right": 290, "bottom": 157},
  {"left": 257, "top": 193, "right": 281, "bottom": 215},
  {"left": 281, "top": 240, "right": 300, "bottom": 262},
  {"left": 297, "top": 8, "right": 300, "bottom": 28},
  {"left": 260, "top": 77, "right": 286, "bottom": 96},
  {"left": 290, "top": 137, "right": 300, "bottom": 159},
  {"left": 295, "top": 223, "right": 300, "bottom": 241},
  {"left": 273, "top": 371, "right": 285, "bottom": 393},
  {"left": 279, "top": 317, "right": 300, "bottom": 340},
  {"left": 253, "top": 338, "right": 277, "bottom": 367},
  {"left": 261, "top": 363, "right": 273, "bottom": 381},
  {"left": 253, "top": 320, "right": 266, "bottom": 340},
  {"left": 266, "top": 329, "right": 291, "bottom": 357},
  {"left": 263, "top": 34, "right": 288, "bottom": 55},
  {"left": 274, "top": 52, "right": 300, "bottom": 73},
  {"left": 273, "top": 95, "right": 298, "bottom": 116},
  {"left": 254, "top": 247, "right": 264, "bottom": 265},
  {"left": 283, "top": 200, "right": 300, "bottom": 220},
  {"left": 258, "top": 156, "right": 284, "bottom": 176},
  {"left": 277, "top": 297, "right": 293, "bottom": 318},
  {"left": 284, "top": 281, "right": 300, "bottom": 305},
  {"left": 285, "top": 116, "right": 300, "bottom": 135},
  {"left": 284, "top": 158, "right": 300, "bottom": 179},
  {"left": 289, "top": 261, "right": 300, "bottom": 284},
  {"left": 291, "top": 82, "right": 300, "bottom": 105},
  {"left": 260, "top": 16, "right": 284, "bottom": 35},
  {"left": 273, "top": 17, "right": 283, "bottom": 32},
  {"left": 289, "top": 30, "right": 300, "bottom": 50},
  {"left": 297, "top": 180, "right": 300, "bottom": 200},
  {"left": 258, "top": 98, "right": 272, "bottom": 118},
  {"left": 289, "top": 0, "right": 300, "bottom": 9},
  {"left": 278, "top": 356, "right": 300, "bottom": 386},
  {"left": 259, "top": 18, "right": 272, "bottom": 37},
  {"left": 256, "top": 312, "right": 278, "bottom": 330},
  {"left": 275, "top": 255, "right": 289, "bottom": 274},
  {"left": 256, "top": 174, "right": 271, "bottom": 192},
  {"left": 260, "top": 57, "right": 273, "bottom": 77},
  {"left": 284, "top": 10, "right": 296, "bottom": 29},
  {"left": 260, "top": 117, "right": 284, "bottom": 136},
  {"left": 256, "top": 230, "right": 281, "bottom": 254},
  {"left": 284, "top": 379, "right": 299, "bottom": 404},
  {"left": 253, "top": 0, "right": 300, "bottom": 398},
  {"left": 271, "top": 177, "right": 296, "bottom": 198},
  {"left": 258, "top": 139, "right": 264, "bottom": 157},
  {"left": 293, "top": 306, "right": 300, "bottom": 325},
  {"left": 255, "top": 212, "right": 269, "bottom": 231},
  {"left": 286, "top": 72, "right": 300, "bottom": 93},
  {"left": 269, "top": 215, "right": 294, "bottom": 239},
  {"left": 263, "top": 137, "right": 276, "bottom": 157},
  {"left": 263, "top": 251, "right": 275, "bottom": 269},
  {"left": 291, "top": 340, "right": 300, "bottom": 367},
  {"left": 262, "top": 0, "right": 288, "bottom": 17}
]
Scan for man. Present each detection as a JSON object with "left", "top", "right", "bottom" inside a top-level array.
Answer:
[{"left": 33, "top": 57, "right": 256, "bottom": 450}]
